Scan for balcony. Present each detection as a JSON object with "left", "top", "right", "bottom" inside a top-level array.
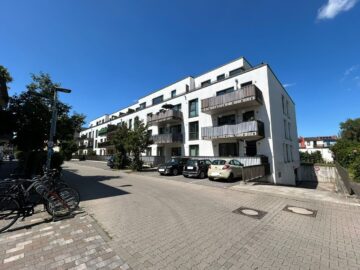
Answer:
[
  {"left": 201, "top": 120, "right": 264, "bottom": 141},
  {"left": 151, "top": 133, "right": 183, "bottom": 144},
  {"left": 201, "top": 84, "right": 263, "bottom": 114},
  {"left": 98, "top": 141, "right": 114, "bottom": 148},
  {"left": 147, "top": 110, "right": 183, "bottom": 126}
]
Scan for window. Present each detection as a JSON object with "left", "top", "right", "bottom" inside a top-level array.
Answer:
[
  {"left": 288, "top": 122, "right": 291, "bottom": 140},
  {"left": 129, "top": 119, "right": 132, "bottom": 129},
  {"left": 189, "top": 121, "right": 199, "bottom": 140},
  {"left": 152, "top": 95, "right": 163, "bottom": 105},
  {"left": 286, "top": 100, "right": 290, "bottom": 117},
  {"left": 241, "top": 81, "right": 252, "bottom": 88},
  {"left": 218, "top": 114, "right": 235, "bottom": 126},
  {"left": 283, "top": 143, "right": 287, "bottom": 162},
  {"left": 290, "top": 145, "right": 294, "bottom": 161},
  {"left": 284, "top": 119, "right": 287, "bottom": 139},
  {"left": 216, "top": 87, "right": 234, "bottom": 96},
  {"left": 229, "top": 67, "right": 244, "bottom": 77},
  {"left": 286, "top": 144, "right": 290, "bottom": 162},
  {"left": 170, "top": 124, "right": 181, "bottom": 134},
  {"left": 95, "top": 140, "right": 98, "bottom": 148},
  {"left": 96, "top": 130, "right": 98, "bottom": 137},
  {"left": 229, "top": 160, "right": 242, "bottom": 166},
  {"left": 201, "top": 80, "right": 211, "bottom": 87},
  {"left": 171, "top": 147, "right": 181, "bottom": 157},
  {"left": 189, "top": 98, "right": 198, "bottom": 118},
  {"left": 189, "top": 145, "right": 199, "bottom": 157},
  {"left": 186, "top": 84, "right": 189, "bottom": 92},
  {"left": 282, "top": 95, "right": 285, "bottom": 114},
  {"left": 139, "top": 102, "right": 146, "bottom": 109},
  {"left": 173, "top": 104, "right": 182, "bottom": 111},
  {"left": 171, "top": 90, "right": 176, "bottom": 98},
  {"left": 146, "top": 147, "right": 152, "bottom": 156},
  {"left": 217, "top": 74, "right": 225, "bottom": 81}
]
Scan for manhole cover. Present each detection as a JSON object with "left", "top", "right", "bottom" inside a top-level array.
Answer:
[
  {"left": 233, "top": 207, "right": 267, "bottom": 219},
  {"left": 283, "top": 205, "right": 317, "bottom": 217}
]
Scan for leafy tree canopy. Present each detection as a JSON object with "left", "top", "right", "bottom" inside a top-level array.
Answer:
[
  {"left": 0, "top": 65, "right": 13, "bottom": 84},
  {"left": 340, "top": 118, "right": 360, "bottom": 142}
]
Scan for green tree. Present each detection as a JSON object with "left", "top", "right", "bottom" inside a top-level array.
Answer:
[
  {"left": 0, "top": 65, "right": 13, "bottom": 84},
  {"left": 340, "top": 118, "right": 360, "bottom": 142},
  {"left": 111, "top": 122, "right": 130, "bottom": 169},
  {"left": 125, "top": 118, "right": 151, "bottom": 171},
  {"left": 8, "top": 73, "right": 85, "bottom": 174}
]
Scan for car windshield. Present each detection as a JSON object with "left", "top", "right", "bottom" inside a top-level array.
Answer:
[
  {"left": 186, "top": 160, "right": 198, "bottom": 166},
  {"left": 212, "top": 160, "right": 226, "bottom": 165}
]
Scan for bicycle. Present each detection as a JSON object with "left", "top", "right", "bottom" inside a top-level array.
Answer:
[{"left": 0, "top": 174, "right": 80, "bottom": 233}]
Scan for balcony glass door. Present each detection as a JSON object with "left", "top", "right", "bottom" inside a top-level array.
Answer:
[
  {"left": 218, "top": 114, "right": 236, "bottom": 126},
  {"left": 219, "top": 143, "right": 238, "bottom": 157},
  {"left": 245, "top": 141, "right": 257, "bottom": 156}
]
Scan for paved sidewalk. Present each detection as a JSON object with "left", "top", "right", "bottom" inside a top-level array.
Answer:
[
  {"left": 65, "top": 161, "right": 360, "bottom": 270},
  {"left": 0, "top": 208, "right": 129, "bottom": 270}
]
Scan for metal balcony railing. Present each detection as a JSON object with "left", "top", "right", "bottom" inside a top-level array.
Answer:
[
  {"left": 201, "top": 84, "right": 263, "bottom": 113},
  {"left": 201, "top": 120, "right": 264, "bottom": 140},
  {"left": 151, "top": 133, "right": 183, "bottom": 144},
  {"left": 147, "top": 110, "right": 183, "bottom": 125}
]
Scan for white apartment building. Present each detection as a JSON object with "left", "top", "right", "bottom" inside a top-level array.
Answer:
[
  {"left": 77, "top": 57, "right": 300, "bottom": 185},
  {"left": 299, "top": 136, "right": 337, "bottom": 162}
]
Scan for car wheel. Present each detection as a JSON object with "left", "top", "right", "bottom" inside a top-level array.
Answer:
[
  {"left": 199, "top": 171, "right": 205, "bottom": 179},
  {"left": 208, "top": 177, "right": 214, "bottom": 181},
  {"left": 228, "top": 173, "right": 234, "bottom": 182},
  {"left": 173, "top": 169, "right": 178, "bottom": 176}
]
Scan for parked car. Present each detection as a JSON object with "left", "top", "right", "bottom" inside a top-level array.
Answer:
[
  {"left": 208, "top": 159, "right": 243, "bottom": 181},
  {"left": 107, "top": 155, "right": 115, "bottom": 169},
  {"left": 158, "top": 157, "right": 189, "bottom": 176},
  {"left": 183, "top": 159, "right": 212, "bottom": 179}
]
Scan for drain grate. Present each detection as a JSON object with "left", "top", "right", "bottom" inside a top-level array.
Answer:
[
  {"left": 232, "top": 207, "right": 267, "bottom": 219},
  {"left": 283, "top": 205, "right": 317, "bottom": 217}
]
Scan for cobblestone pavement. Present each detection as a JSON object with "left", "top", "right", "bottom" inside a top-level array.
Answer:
[
  {"left": 64, "top": 161, "right": 360, "bottom": 270},
  {"left": 0, "top": 208, "right": 129, "bottom": 270}
]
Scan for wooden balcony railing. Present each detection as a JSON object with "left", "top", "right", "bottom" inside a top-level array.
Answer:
[
  {"left": 151, "top": 133, "right": 183, "bottom": 144},
  {"left": 98, "top": 141, "right": 114, "bottom": 148},
  {"left": 201, "top": 120, "right": 264, "bottom": 140},
  {"left": 147, "top": 110, "right": 183, "bottom": 125},
  {"left": 201, "top": 84, "right": 263, "bottom": 113}
]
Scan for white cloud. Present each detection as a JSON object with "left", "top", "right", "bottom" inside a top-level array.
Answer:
[
  {"left": 283, "top": 83, "right": 296, "bottom": 88},
  {"left": 317, "top": 0, "right": 358, "bottom": 20},
  {"left": 344, "top": 65, "right": 359, "bottom": 76}
]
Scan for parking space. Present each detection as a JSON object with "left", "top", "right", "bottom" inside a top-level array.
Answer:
[{"left": 71, "top": 160, "right": 242, "bottom": 189}]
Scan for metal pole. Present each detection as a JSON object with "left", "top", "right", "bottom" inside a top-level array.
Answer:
[{"left": 46, "top": 89, "right": 58, "bottom": 170}]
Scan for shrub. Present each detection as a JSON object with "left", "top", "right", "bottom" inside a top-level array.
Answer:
[{"left": 350, "top": 156, "right": 360, "bottom": 182}]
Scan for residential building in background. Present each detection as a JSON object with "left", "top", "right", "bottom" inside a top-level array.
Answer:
[
  {"left": 77, "top": 57, "right": 300, "bottom": 185},
  {"left": 298, "top": 136, "right": 337, "bottom": 162}
]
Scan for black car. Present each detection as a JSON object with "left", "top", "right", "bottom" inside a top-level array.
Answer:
[
  {"left": 107, "top": 155, "right": 115, "bottom": 169},
  {"left": 158, "top": 157, "right": 189, "bottom": 176},
  {"left": 183, "top": 159, "right": 212, "bottom": 179}
]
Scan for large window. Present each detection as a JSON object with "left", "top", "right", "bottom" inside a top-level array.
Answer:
[
  {"left": 173, "top": 103, "right": 182, "bottom": 111},
  {"left": 217, "top": 74, "right": 225, "bottom": 81},
  {"left": 171, "top": 90, "right": 176, "bottom": 98},
  {"left": 189, "top": 145, "right": 199, "bottom": 157},
  {"left": 152, "top": 95, "right": 163, "bottom": 105},
  {"left": 218, "top": 114, "right": 235, "bottom": 126},
  {"left": 189, "top": 121, "right": 199, "bottom": 140},
  {"left": 171, "top": 147, "right": 181, "bottom": 157},
  {"left": 139, "top": 102, "right": 146, "bottom": 109},
  {"left": 216, "top": 87, "right": 234, "bottom": 96},
  {"left": 201, "top": 80, "right": 211, "bottom": 87},
  {"left": 189, "top": 98, "right": 198, "bottom": 118},
  {"left": 229, "top": 67, "right": 244, "bottom": 77}
]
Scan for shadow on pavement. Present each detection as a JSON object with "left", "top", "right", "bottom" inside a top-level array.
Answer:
[{"left": 63, "top": 170, "right": 130, "bottom": 202}]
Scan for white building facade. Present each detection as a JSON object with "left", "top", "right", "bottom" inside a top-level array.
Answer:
[
  {"left": 78, "top": 57, "right": 300, "bottom": 185},
  {"left": 299, "top": 136, "right": 337, "bottom": 162}
]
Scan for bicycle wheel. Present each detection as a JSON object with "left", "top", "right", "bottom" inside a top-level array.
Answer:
[
  {"left": 46, "top": 187, "right": 80, "bottom": 217},
  {"left": 0, "top": 196, "right": 20, "bottom": 233}
]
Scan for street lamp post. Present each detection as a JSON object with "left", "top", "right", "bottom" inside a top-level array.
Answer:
[{"left": 46, "top": 87, "right": 71, "bottom": 170}]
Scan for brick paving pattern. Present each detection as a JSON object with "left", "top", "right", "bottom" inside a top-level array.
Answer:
[
  {"left": 65, "top": 161, "right": 360, "bottom": 270},
  {"left": 0, "top": 208, "right": 129, "bottom": 270}
]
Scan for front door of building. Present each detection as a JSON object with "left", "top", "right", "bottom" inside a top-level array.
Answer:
[{"left": 219, "top": 143, "right": 239, "bottom": 157}]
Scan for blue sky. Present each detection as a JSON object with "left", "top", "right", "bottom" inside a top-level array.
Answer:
[{"left": 1, "top": 0, "right": 359, "bottom": 137}]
